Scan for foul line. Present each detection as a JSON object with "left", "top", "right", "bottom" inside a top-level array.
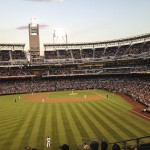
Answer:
[
  {"left": 88, "top": 90, "right": 106, "bottom": 99},
  {"left": 88, "top": 90, "right": 150, "bottom": 120}
]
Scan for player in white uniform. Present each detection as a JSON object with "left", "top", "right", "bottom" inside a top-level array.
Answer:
[
  {"left": 46, "top": 136, "right": 51, "bottom": 148},
  {"left": 84, "top": 95, "right": 87, "bottom": 99},
  {"left": 42, "top": 99, "right": 45, "bottom": 103}
]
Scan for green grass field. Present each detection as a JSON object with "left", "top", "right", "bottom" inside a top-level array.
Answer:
[{"left": 0, "top": 90, "right": 149, "bottom": 150}]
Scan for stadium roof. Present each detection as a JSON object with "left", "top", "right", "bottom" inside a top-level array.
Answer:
[
  {"left": 44, "top": 33, "right": 150, "bottom": 49},
  {"left": 0, "top": 44, "right": 25, "bottom": 49}
]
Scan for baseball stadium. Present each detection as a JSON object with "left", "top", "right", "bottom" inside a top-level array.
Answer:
[{"left": 0, "top": 1, "right": 150, "bottom": 150}]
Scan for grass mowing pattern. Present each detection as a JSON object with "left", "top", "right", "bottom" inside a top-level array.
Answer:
[{"left": 0, "top": 90, "right": 149, "bottom": 150}]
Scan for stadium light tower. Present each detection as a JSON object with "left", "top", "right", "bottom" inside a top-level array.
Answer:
[
  {"left": 29, "top": 18, "right": 40, "bottom": 63},
  {"left": 53, "top": 29, "right": 68, "bottom": 45}
]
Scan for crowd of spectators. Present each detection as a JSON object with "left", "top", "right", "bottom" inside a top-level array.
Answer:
[
  {"left": 0, "top": 50, "right": 26, "bottom": 62},
  {"left": 0, "top": 66, "right": 149, "bottom": 77},
  {"left": 48, "top": 67, "right": 72, "bottom": 75},
  {"left": 0, "top": 75, "right": 149, "bottom": 106},
  {"left": 44, "top": 41, "right": 150, "bottom": 61},
  {"left": 0, "top": 50, "right": 10, "bottom": 61},
  {"left": 0, "top": 69, "right": 33, "bottom": 76},
  {"left": 82, "top": 49, "right": 93, "bottom": 58},
  {"left": 105, "top": 47, "right": 118, "bottom": 57},
  {"left": 58, "top": 50, "right": 72, "bottom": 59},
  {"left": 23, "top": 135, "right": 150, "bottom": 150},
  {"left": 24, "top": 138, "right": 148, "bottom": 150},
  {"left": 94, "top": 48, "right": 105, "bottom": 58},
  {"left": 139, "top": 41, "right": 150, "bottom": 54},
  {"left": 103, "top": 67, "right": 150, "bottom": 74},
  {"left": 116, "top": 45, "right": 129, "bottom": 56},
  {"left": 0, "top": 62, "right": 11, "bottom": 65},
  {"left": 0, "top": 41, "right": 149, "bottom": 66},
  {"left": 44, "top": 51, "right": 58, "bottom": 59},
  {"left": 42, "top": 66, "right": 150, "bottom": 76},
  {"left": 72, "top": 49, "right": 81, "bottom": 59},
  {"left": 11, "top": 50, "right": 26, "bottom": 59}
]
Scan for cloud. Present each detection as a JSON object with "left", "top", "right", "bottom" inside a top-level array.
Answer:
[
  {"left": 25, "top": 0, "right": 64, "bottom": 2},
  {"left": 16, "top": 24, "right": 49, "bottom": 30},
  {"left": 17, "top": 26, "right": 27, "bottom": 30},
  {"left": 40, "top": 24, "right": 50, "bottom": 28}
]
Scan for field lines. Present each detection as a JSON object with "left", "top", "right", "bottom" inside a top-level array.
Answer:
[
  {"left": 92, "top": 90, "right": 132, "bottom": 109},
  {"left": 103, "top": 101, "right": 150, "bottom": 131},
  {"left": 108, "top": 98, "right": 150, "bottom": 120},
  {"left": 90, "top": 90, "right": 150, "bottom": 120},
  {"left": 103, "top": 102, "right": 150, "bottom": 137},
  {"left": 88, "top": 90, "right": 106, "bottom": 99}
]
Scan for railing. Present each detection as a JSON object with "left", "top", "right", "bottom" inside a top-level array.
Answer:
[
  {"left": 75, "top": 136, "right": 150, "bottom": 150},
  {"left": 109, "top": 135, "right": 150, "bottom": 150}
]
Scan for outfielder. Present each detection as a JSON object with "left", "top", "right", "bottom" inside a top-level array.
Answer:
[{"left": 46, "top": 136, "right": 51, "bottom": 148}]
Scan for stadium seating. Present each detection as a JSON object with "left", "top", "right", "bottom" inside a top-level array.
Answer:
[
  {"left": 0, "top": 69, "right": 33, "bottom": 76},
  {"left": 43, "top": 40, "right": 150, "bottom": 62},
  {"left": 0, "top": 50, "right": 10, "bottom": 61},
  {"left": 58, "top": 50, "right": 72, "bottom": 59},
  {"left": 11, "top": 50, "right": 26, "bottom": 60},
  {"left": 116, "top": 45, "right": 129, "bottom": 56},
  {"left": 94, "top": 48, "right": 105, "bottom": 58},
  {"left": 140, "top": 41, "right": 150, "bottom": 54},
  {"left": 0, "top": 75, "right": 149, "bottom": 107},
  {"left": 105, "top": 47, "right": 118, "bottom": 56},
  {"left": 82, "top": 49, "right": 93, "bottom": 58},
  {"left": 44, "top": 51, "right": 58, "bottom": 59},
  {"left": 71, "top": 49, "right": 81, "bottom": 59}
]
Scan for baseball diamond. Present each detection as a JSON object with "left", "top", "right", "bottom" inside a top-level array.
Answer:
[{"left": 0, "top": 90, "right": 149, "bottom": 150}]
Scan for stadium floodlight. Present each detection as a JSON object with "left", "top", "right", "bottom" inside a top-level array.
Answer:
[
  {"left": 29, "top": 18, "right": 39, "bottom": 36},
  {"left": 54, "top": 29, "right": 67, "bottom": 37},
  {"left": 53, "top": 29, "right": 68, "bottom": 45},
  {"left": 30, "top": 17, "right": 38, "bottom": 27}
]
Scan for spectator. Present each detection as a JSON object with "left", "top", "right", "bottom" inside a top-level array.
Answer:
[
  {"left": 60, "top": 144, "right": 69, "bottom": 150},
  {"left": 101, "top": 141, "right": 108, "bottom": 150},
  {"left": 90, "top": 141, "right": 99, "bottom": 150},
  {"left": 84, "top": 144, "right": 91, "bottom": 150},
  {"left": 112, "top": 143, "right": 121, "bottom": 150}
]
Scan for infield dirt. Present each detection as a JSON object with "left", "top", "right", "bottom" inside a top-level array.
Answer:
[{"left": 25, "top": 92, "right": 105, "bottom": 103}]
